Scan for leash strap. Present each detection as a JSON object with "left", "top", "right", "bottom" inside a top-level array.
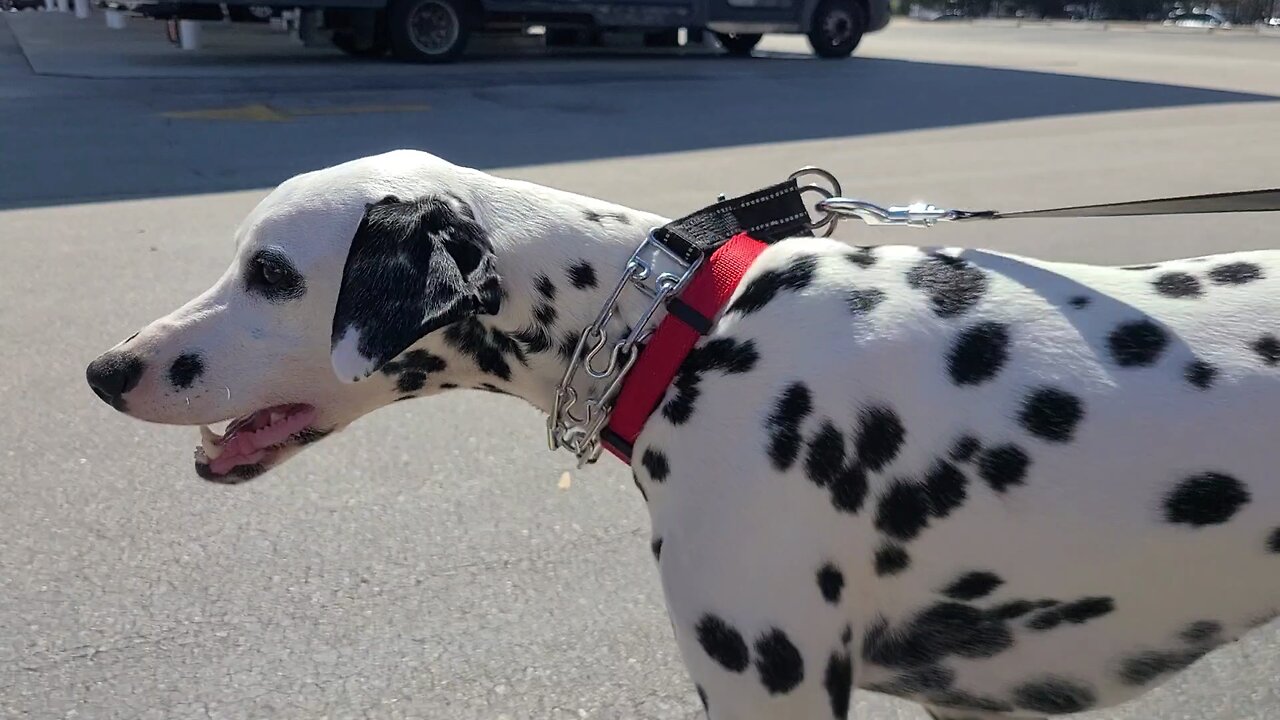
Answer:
[
  {"left": 983, "top": 187, "right": 1280, "bottom": 220},
  {"left": 601, "top": 232, "right": 768, "bottom": 461},
  {"left": 654, "top": 180, "right": 813, "bottom": 263}
]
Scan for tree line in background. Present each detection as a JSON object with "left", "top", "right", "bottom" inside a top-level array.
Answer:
[{"left": 893, "top": 0, "right": 1279, "bottom": 21}]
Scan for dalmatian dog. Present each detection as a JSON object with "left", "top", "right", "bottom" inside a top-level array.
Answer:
[{"left": 86, "top": 149, "right": 1280, "bottom": 720}]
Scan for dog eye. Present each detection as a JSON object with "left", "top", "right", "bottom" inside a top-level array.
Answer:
[
  {"left": 245, "top": 249, "right": 305, "bottom": 301},
  {"left": 259, "top": 260, "right": 285, "bottom": 286}
]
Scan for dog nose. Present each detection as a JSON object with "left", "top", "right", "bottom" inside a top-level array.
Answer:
[{"left": 86, "top": 351, "right": 145, "bottom": 406}]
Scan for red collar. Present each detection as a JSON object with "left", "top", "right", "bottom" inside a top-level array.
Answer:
[{"left": 599, "top": 231, "right": 768, "bottom": 462}]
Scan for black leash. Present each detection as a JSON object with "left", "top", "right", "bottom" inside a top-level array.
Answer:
[
  {"left": 812, "top": 185, "right": 1280, "bottom": 230},
  {"left": 982, "top": 187, "right": 1280, "bottom": 220}
]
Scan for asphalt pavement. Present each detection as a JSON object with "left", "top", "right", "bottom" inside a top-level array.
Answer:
[{"left": 2, "top": 12, "right": 1280, "bottom": 720}]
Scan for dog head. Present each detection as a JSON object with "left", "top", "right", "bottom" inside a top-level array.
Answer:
[{"left": 85, "top": 150, "right": 505, "bottom": 483}]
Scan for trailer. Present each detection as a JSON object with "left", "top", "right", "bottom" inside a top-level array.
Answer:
[{"left": 117, "top": 0, "right": 890, "bottom": 63}]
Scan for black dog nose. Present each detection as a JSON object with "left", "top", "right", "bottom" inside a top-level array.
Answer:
[{"left": 86, "top": 352, "right": 145, "bottom": 406}]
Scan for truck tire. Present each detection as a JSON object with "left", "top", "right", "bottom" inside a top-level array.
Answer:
[
  {"left": 713, "top": 31, "right": 761, "bottom": 56},
  {"left": 388, "top": 0, "right": 472, "bottom": 63},
  {"left": 807, "top": 0, "right": 865, "bottom": 58}
]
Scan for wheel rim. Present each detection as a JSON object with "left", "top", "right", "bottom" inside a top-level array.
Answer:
[
  {"left": 821, "top": 8, "right": 855, "bottom": 47},
  {"left": 408, "top": 0, "right": 459, "bottom": 55}
]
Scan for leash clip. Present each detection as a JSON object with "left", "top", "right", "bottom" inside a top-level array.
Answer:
[{"left": 815, "top": 197, "right": 959, "bottom": 228}]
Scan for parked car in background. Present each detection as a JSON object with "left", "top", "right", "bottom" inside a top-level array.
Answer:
[{"left": 112, "top": 0, "right": 889, "bottom": 63}]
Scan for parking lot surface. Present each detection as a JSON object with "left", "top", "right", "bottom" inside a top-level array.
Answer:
[{"left": 2, "top": 13, "right": 1279, "bottom": 720}]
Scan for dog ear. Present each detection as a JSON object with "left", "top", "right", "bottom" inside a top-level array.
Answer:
[{"left": 330, "top": 194, "right": 501, "bottom": 382}]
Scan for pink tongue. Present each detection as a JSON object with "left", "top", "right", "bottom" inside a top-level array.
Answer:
[{"left": 208, "top": 408, "right": 316, "bottom": 475}]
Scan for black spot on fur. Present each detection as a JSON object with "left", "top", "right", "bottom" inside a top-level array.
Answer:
[
  {"left": 696, "top": 614, "right": 749, "bottom": 673},
  {"left": 824, "top": 650, "right": 854, "bottom": 719},
  {"left": 440, "top": 382, "right": 458, "bottom": 389},
  {"left": 1027, "top": 597, "right": 1114, "bottom": 630},
  {"left": 766, "top": 383, "right": 813, "bottom": 471},
  {"left": 662, "top": 338, "right": 759, "bottom": 425},
  {"left": 948, "top": 322, "right": 1010, "bottom": 386},
  {"left": 992, "top": 600, "right": 1036, "bottom": 620},
  {"left": 817, "top": 563, "right": 844, "bottom": 604},
  {"left": 641, "top": 448, "right": 670, "bottom": 482},
  {"left": 1185, "top": 360, "right": 1216, "bottom": 389},
  {"left": 943, "top": 571, "right": 1004, "bottom": 601},
  {"left": 1269, "top": 527, "right": 1280, "bottom": 553},
  {"left": 727, "top": 256, "right": 818, "bottom": 316},
  {"left": 845, "top": 247, "right": 877, "bottom": 268},
  {"left": 1012, "top": 677, "right": 1096, "bottom": 714},
  {"left": 168, "top": 353, "right": 204, "bottom": 390},
  {"left": 841, "top": 626, "right": 852, "bottom": 645},
  {"left": 382, "top": 349, "right": 447, "bottom": 392},
  {"left": 534, "top": 274, "right": 556, "bottom": 301},
  {"left": 866, "top": 664, "right": 955, "bottom": 695},
  {"left": 1181, "top": 620, "right": 1222, "bottom": 645},
  {"left": 905, "top": 253, "right": 988, "bottom": 318},
  {"left": 876, "top": 481, "right": 932, "bottom": 542},
  {"left": 1119, "top": 649, "right": 1206, "bottom": 686},
  {"left": 696, "top": 685, "right": 708, "bottom": 715},
  {"left": 651, "top": 537, "right": 663, "bottom": 561},
  {"left": 1108, "top": 319, "right": 1169, "bottom": 367},
  {"left": 855, "top": 406, "right": 905, "bottom": 473},
  {"left": 511, "top": 325, "right": 552, "bottom": 354},
  {"left": 1019, "top": 387, "right": 1084, "bottom": 443},
  {"left": 754, "top": 629, "right": 804, "bottom": 695},
  {"left": 1069, "top": 295, "right": 1090, "bottom": 309},
  {"left": 1252, "top": 334, "right": 1280, "bottom": 366},
  {"left": 444, "top": 320, "right": 525, "bottom": 382},
  {"left": 1121, "top": 264, "right": 1157, "bottom": 271},
  {"left": 875, "top": 544, "right": 911, "bottom": 576},
  {"left": 862, "top": 603, "right": 1014, "bottom": 669},
  {"left": 532, "top": 301, "right": 557, "bottom": 327},
  {"left": 847, "top": 288, "right": 886, "bottom": 315},
  {"left": 397, "top": 372, "right": 426, "bottom": 392},
  {"left": 949, "top": 436, "right": 981, "bottom": 462},
  {"left": 926, "top": 690, "right": 1015, "bottom": 713},
  {"left": 805, "top": 421, "right": 869, "bottom": 514},
  {"left": 567, "top": 261, "right": 597, "bottom": 290},
  {"left": 1164, "top": 472, "right": 1251, "bottom": 527},
  {"left": 1153, "top": 272, "right": 1202, "bottom": 298},
  {"left": 1209, "top": 262, "right": 1263, "bottom": 285},
  {"left": 977, "top": 444, "right": 1030, "bottom": 492},
  {"left": 923, "top": 461, "right": 968, "bottom": 519}
]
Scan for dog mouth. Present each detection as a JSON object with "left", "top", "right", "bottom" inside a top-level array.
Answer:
[{"left": 193, "top": 403, "right": 321, "bottom": 482}]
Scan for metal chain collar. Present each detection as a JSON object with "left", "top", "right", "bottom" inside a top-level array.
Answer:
[{"left": 546, "top": 166, "right": 962, "bottom": 467}]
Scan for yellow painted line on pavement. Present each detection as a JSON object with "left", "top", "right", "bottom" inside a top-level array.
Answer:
[{"left": 161, "top": 102, "right": 430, "bottom": 122}]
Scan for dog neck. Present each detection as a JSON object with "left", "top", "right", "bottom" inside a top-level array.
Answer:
[{"left": 438, "top": 178, "right": 673, "bottom": 417}]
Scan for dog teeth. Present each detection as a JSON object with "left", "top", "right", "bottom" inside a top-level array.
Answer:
[
  {"left": 270, "top": 411, "right": 284, "bottom": 425},
  {"left": 200, "top": 424, "right": 224, "bottom": 460}
]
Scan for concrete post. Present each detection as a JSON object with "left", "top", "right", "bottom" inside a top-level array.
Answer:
[
  {"left": 56, "top": 0, "right": 70, "bottom": 13},
  {"left": 74, "top": 0, "right": 90, "bottom": 19},
  {"left": 105, "top": 8, "right": 127, "bottom": 27},
  {"left": 178, "top": 19, "right": 201, "bottom": 49}
]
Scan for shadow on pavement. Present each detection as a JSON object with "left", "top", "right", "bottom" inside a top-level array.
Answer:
[{"left": 1, "top": 50, "right": 1275, "bottom": 209}]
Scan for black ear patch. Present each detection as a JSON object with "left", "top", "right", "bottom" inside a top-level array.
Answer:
[{"left": 331, "top": 195, "right": 501, "bottom": 382}]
